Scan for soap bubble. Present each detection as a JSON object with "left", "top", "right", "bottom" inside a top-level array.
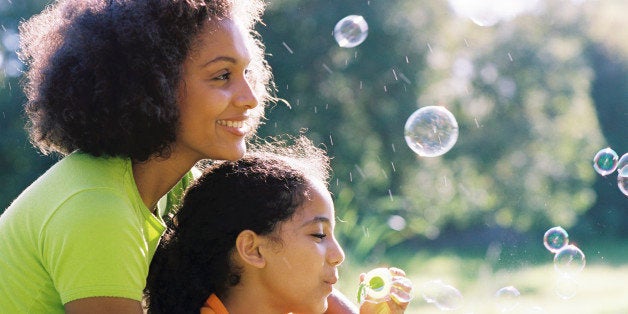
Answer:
[
  {"left": 543, "top": 226, "right": 569, "bottom": 253},
  {"left": 494, "top": 286, "right": 520, "bottom": 313},
  {"left": 617, "top": 153, "right": 628, "bottom": 171},
  {"left": 593, "top": 147, "right": 619, "bottom": 176},
  {"left": 618, "top": 165, "right": 628, "bottom": 196},
  {"left": 387, "top": 215, "right": 407, "bottom": 231},
  {"left": 554, "top": 275, "right": 579, "bottom": 300},
  {"left": 447, "top": 0, "right": 540, "bottom": 27},
  {"left": 404, "top": 106, "right": 459, "bottom": 157},
  {"left": 554, "top": 245, "right": 585, "bottom": 276},
  {"left": 421, "top": 280, "right": 464, "bottom": 311},
  {"left": 333, "top": 15, "right": 368, "bottom": 48}
]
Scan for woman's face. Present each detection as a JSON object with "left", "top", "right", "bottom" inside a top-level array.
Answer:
[
  {"left": 175, "top": 18, "right": 260, "bottom": 163},
  {"left": 259, "top": 182, "right": 346, "bottom": 313}
]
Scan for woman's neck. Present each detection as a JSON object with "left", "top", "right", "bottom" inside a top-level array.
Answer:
[{"left": 132, "top": 152, "right": 197, "bottom": 210}]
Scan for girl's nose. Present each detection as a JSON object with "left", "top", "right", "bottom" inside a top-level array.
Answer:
[{"left": 329, "top": 237, "right": 345, "bottom": 266}]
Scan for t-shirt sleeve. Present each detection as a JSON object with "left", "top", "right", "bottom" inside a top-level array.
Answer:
[{"left": 40, "top": 189, "right": 149, "bottom": 304}]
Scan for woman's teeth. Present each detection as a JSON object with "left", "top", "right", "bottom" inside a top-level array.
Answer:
[{"left": 217, "top": 120, "right": 244, "bottom": 128}]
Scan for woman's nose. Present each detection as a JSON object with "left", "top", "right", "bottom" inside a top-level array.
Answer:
[{"left": 234, "top": 76, "right": 258, "bottom": 109}]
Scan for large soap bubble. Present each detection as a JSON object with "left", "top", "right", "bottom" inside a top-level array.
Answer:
[
  {"left": 333, "top": 15, "right": 368, "bottom": 48},
  {"left": 421, "top": 280, "right": 464, "bottom": 311},
  {"left": 404, "top": 106, "right": 459, "bottom": 157},
  {"left": 554, "top": 245, "right": 586, "bottom": 277}
]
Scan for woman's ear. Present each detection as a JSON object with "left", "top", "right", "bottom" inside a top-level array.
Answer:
[{"left": 235, "top": 230, "right": 266, "bottom": 268}]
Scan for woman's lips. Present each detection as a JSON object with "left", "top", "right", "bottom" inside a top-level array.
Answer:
[{"left": 217, "top": 119, "right": 250, "bottom": 136}]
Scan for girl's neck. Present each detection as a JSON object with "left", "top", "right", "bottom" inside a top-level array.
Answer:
[{"left": 222, "top": 284, "right": 287, "bottom": 314}]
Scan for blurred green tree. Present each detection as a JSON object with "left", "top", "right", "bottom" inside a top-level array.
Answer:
[
  {"left": 1, "top": 0, "right": 625, "bottom": 263},
  {"left": 256, "top": 0, "right": 622, "bottom": 260},
  {"left": 0, "top": 0, "right": 55, "bottom": 213}
]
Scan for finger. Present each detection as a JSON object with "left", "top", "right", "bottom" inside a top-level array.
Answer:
[
  {"left": 390, "top": 286, "right": 412, "bottom": 308},
  {"left": 388, "top": 267, "right": 406, "bottom": 277},
  {"left": 392, "top": 276, "right": 413, "bottom": 291}
]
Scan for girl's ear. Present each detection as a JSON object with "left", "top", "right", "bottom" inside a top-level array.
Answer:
[{"left": 235, "top": 230, "right": 266, "bottom": 268}]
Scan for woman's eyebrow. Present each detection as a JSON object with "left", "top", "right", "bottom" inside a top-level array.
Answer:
[{"left": 200, "top": 56, "right": 237, "bottom": 68}]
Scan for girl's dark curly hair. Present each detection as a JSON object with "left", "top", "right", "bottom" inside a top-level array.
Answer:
[
  {"left": 144, "top": 136, "right": 331, "bottom": 313},
  {"left": 18, "top": 0, "right": 273, "bottom": 161}
]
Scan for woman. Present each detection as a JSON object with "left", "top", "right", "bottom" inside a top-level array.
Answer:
[
  {"left": 144, "top": 138, "right": 411, "bottom": 313},
  {"left": 0, "top": 1, "right": 356, "bottom": 313}
]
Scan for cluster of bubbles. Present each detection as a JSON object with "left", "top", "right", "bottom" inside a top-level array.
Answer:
[
  {"left": 334, "top": 12, "right": 603, "bottom": 311},
  {"left": 592, "top": 147, "right": 628, "bottom": 196},
  {"left": 334, "top": 15, "right": 460, "bottom": 159},
  {"left": 543, "top": 226, "right": 586, "bottom": 299},
  {"left": 419, "top": 279, "right": 536, "bottom": 312},
  {"left": 412, "top": 227, "right": 587, "bottom": 312}
]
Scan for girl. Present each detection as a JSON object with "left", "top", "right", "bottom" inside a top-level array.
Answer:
[{"left": 144, "top": 137, "right": 411, "bottom": 313}]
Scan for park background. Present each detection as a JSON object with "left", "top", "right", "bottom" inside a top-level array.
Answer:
[{"left": 0, "top": 0, "right": 626, "bottom": 312}]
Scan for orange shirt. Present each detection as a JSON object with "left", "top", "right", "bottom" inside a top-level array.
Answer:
[{"left": 200, "top": 294, "right": 229, "bottom": 314}]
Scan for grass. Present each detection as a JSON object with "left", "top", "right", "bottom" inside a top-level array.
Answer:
[{"left": 335, "top": 237, "right": 628, "bottom": 313}]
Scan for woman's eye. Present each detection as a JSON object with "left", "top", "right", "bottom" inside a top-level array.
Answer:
[
  {"left": 312, "top": 233, "right": 327, "bottom": 240},
  {"left": 214, "top": 72, "right": 231, "bottom": 80}
]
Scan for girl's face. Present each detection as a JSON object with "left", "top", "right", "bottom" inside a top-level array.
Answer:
[
  {"left": 174, "top": 18, "right": 260, "bottom": 164},
  {"left": 258, "top": 182, "right": 345, "bottom": 313}
]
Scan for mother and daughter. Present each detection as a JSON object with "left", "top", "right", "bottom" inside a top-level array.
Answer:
[{"left": 0, "top": 0, "right": 411, "bottom": 313}]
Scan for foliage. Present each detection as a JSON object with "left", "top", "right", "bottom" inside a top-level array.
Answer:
[
  {"left": 256, "top": 0, "right": 624, "bottom": 260},
  {"left": 0, "top": 0, "right": 626, "bottom": 262}
]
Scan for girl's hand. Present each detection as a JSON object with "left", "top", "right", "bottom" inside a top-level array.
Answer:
[{"left": 358, "top": 267, "right": 413, "bottom": 314}]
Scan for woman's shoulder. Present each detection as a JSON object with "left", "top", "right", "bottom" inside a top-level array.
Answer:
[{"left": 10, "top": 152, "right": 136, "bottom": 213}]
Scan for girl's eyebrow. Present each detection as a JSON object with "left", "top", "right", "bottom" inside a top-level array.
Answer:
[{"left": 300, "top": 216, "right": 332, "bottom": 227}]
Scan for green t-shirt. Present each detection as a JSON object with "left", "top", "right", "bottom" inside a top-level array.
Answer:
[{"left": 0, "top": 152, "right": 194, "bottom": 313}]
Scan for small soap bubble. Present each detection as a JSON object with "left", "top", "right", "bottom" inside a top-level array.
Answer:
[
  {"left": 524, "top": 306, "right": 546, "bottom": 313},
  {"left": 554, "top": 275, "right": 579, "bottom": 300},
  {"left": 421, "top": 280, "right": 464, "bottom": 311},
  {"left": 387, "top": 215, "right": 407, "bottom": 231},
  {"left": 404, "top": 106, "right": 459, "bottom": 157},
  {"left": 494, "top": 286, "right": 520, "bottom": 313},
  {"left": 543, "top": 226, "right": 569, "bottom": 253},
  {"left": 593, "top": 147, "right": 619, "bottom": 176},
  {"left": 618, "top": 165, "right": 628, "bottom": 196},
  {"left": 333, "top": 15, "right": 368, "bottom": 48},
  {"left": 553, "top": 244, "right": 586, "bottom": 276}
]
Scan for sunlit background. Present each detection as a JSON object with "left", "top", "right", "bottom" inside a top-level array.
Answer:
[{"left": 1, "top": 0, "right": 626, "bottom": 312}]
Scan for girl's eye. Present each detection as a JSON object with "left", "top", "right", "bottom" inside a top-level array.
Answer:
[{"left": 312, "top": 233, "right": 327, "bottom": 240}]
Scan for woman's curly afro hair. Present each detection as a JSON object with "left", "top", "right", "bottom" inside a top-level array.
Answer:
[{"left": 18, "top": 0, "right": 272, "bottom": 161}]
